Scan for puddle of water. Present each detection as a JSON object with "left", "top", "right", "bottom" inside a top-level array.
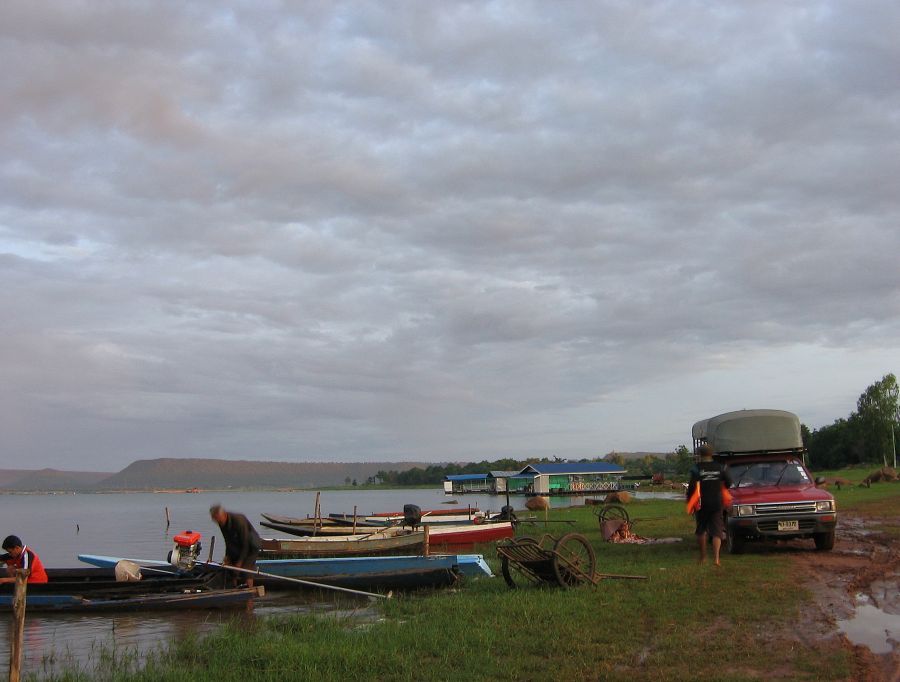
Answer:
[{"left": 836, "top": 593, "right": 899, "bottom": 655}]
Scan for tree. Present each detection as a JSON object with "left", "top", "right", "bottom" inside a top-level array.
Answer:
[
  {"left": 672, "top": 445, "right": 694, "bottom": 477},
  {"left": 352, "top": 478, "right": 358, "bottom": 486},
  {"left": 344, "top": 477, "right": 351, "bottom": 486},
  {"left": 856, "top": 373, "right": 899, "bottom": 466}
]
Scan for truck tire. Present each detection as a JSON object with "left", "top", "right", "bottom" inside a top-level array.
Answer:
[
  {"left": 814, "top": 530, "right": 835, "bottom": 551},
  {"left": 725, "top": 527, "right": 744, "bottom": 554}
]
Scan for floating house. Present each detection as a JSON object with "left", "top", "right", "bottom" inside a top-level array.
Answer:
[
  {"left": 515, "top": 462, "right": 627, "bottom": 495},
  {"left": 442, "top": 473, "right": 491, "bottom": 494},
  {"left": 445, "top": 462, "right": 627, "bottom": 496},
  {"left": 488, "top": 471, "right": 533, "bottom": 494}
]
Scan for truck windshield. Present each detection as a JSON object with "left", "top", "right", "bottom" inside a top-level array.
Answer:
[{"left": 728, "top": 460, "right": 811, "bottom": 488}]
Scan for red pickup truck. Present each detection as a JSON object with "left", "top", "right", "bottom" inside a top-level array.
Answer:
[{"left": 692, "top": 409, "right": 837, "bottom": 554}]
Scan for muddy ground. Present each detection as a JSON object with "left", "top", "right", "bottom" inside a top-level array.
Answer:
[{"left": 746, "top": 513, "right": 899, "bottom": 681}]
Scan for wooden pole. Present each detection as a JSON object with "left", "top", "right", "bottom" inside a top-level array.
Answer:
[
  {"left": 202, "top": 561, "right": 391, "bottom": 600},
  {"left": 165, "top": 506, "right": 170, "bottom": 529},
  {"left": 9, "top": 570, "right": 27, "bottom": 682},
  {"left": 314, "top": 492, "right": 321, "bottom": 530},
  {"left": 423, "top": 524, "right": 430, "bottom": 556},
  {"left": 352, "top": 505, "right": 357, "bottom": 535},
  {"left": 207, "top": 536, "right": 216, "bottom": 564}
]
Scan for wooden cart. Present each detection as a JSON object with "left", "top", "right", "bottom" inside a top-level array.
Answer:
[{"left": 496, "top": 533, "right": 597, "bottom": 589}]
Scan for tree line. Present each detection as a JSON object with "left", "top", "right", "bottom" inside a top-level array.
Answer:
[
  {"left": 372, "top": 372, "right": 897, "bottom": 485},
  {"left": 804, "top": 373, "right": 898, "bottom": 470}
]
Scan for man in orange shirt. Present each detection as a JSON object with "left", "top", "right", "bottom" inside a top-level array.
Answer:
[{"left": 0, "top": 535, "right": 49, "bottom": 584}]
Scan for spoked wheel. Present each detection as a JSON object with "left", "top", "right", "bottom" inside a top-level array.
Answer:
[
  {"left": 500, "top": 557, "right": 518, "bottom": 588},
  {"left": 499, "top": 536, "right": 539, "bottom": 589},
  {"left": 552, "top": 533, "right": 596, "bottom": 588},
  {"left": 596, "top": 505, "right": 630, "bottom": 526}
]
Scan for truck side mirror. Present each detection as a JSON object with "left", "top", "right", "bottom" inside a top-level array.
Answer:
[{"left": 814, "top": 476, "right": 826, "bottom": 486}]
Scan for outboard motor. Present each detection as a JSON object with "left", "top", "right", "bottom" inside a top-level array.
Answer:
[
  {"left": 403, "top": 504, "right": 422, "bottom": 528},
  {"left": 168, "top": 530, "right": 203, "bottom": 570},
  {"left": 496, "top": 505, "right": 518, "bottom": 528},
  {"left": 498, "top": 505, "right": 517, "bottom": 522}
]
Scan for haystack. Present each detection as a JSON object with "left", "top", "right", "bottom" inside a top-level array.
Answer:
[{"left": 525, "top": 496, "right": 550, "bottom": 512}]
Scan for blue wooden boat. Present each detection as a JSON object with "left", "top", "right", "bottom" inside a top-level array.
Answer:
[
  {"left": 79, "top": 554, "right": 494, "bottom": 590},
  {"left": 0, "top": 567, "right": 262, "bottom": 612}
]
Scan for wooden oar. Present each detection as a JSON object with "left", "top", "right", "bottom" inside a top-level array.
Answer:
[{"left": 200, "top": 560, "right": 392, "bottom": 600}]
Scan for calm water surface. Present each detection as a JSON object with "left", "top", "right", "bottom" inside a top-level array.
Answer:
[{"left": 0, "top": 487, "right": 674, "bottom": 677}]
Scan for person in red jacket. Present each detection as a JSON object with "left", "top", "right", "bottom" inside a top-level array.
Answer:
[{"left": 0, "top": 535, "right": 49, "bottom": 584}]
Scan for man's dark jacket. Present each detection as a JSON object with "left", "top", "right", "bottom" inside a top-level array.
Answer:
[{"left": 218, "top": 512, "right": 261, "bottom": 564}]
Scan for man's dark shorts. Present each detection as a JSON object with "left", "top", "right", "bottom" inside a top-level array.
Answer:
[
  {"left": 695, "top": 509, "right": 725, "bottom": 538},
  {"left": 226, "top": 552, "right": 259, "bottom": 570}
]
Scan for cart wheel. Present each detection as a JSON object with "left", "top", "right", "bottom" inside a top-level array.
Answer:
[
  {"left": 498, "top": 536, "right": 539, "bottom": 589},
  {"left": 597, "top": 505, "right": 629, "bottom": 525},
  {"left": 500, "top": 557, "right": 518, "bottom": 589},
  {"left": 552, "top": 533, "right": 596, "bottom": 588}
]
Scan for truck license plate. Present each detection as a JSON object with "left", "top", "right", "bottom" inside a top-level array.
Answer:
[{"left": 778, "top": 520, "right": 799, "bottom": 531}]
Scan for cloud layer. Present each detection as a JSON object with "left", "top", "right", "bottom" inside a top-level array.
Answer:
[{"left": 2, "top": 1, "right": 898, "bottom": 468}]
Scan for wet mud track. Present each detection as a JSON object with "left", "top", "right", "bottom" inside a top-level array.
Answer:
[{"left": 743, "top": 513, "right": 899, "bottom": 680}]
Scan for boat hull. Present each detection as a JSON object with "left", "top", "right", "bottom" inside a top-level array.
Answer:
[
  {"left": 0, "top": 568, "right": 261, "bottom": 612},
  {"left": 78, "top": 554, "right": 494, "bottom": 590},
  {"left": 259, "top": 529, "right": 425, "bottom": 558}
]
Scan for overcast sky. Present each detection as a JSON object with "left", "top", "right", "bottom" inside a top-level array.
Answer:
[{"left": 2, "top": 2, "right": 898, "bottom": 471}]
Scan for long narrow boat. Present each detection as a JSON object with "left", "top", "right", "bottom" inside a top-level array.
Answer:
[
  {"left": 258, "top": 528, "right": 426, "bottom": 558},
  {"left": 260, "top": 521, "right": 374, "bottom": 537},
  {"left": 78, "top": 554, "right": 494, "bottom": 590},
  {"left": 264, "top": 520, "right": 515, "bottom": 546},
  {"left": 367, "top": 507, "right": 480, "bottom": 517},
  {"left": 261, "top": 513, "right": 381, "bottom": 528},
  {"left": 0, "top": 567, "right": 262, "bottom": 612}
]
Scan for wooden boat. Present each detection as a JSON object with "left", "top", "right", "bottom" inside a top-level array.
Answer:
[
  {"left": 367, "top": 507, "right": 480, "bottom": 517},
  {"left": 427, "top": 522, "right": 515, "bottom": 546},
  {"left": 260, "top": 521, "right": 374, "bottom": 537},
  {"left": 265, "top": 520, "right": 515, "bottom": 547},
  {"left": 261, "top": 513, "right": 381, "bottom": 528},
  {"left": 259, "top": 527, "right": 425, "bottom": 558},
  {"left": 0, "top": 567, "right": 262, "bottom": 612},
  {"left": 328, "top": 512, "right": 486, "bottom": 526},
  {"left": 79, "top": 554, "right": 494, "bottom": 590}
]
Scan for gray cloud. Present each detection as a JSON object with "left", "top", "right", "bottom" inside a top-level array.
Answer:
[{"left": 1, "top": 1, "right": 898, "bottom": 469}]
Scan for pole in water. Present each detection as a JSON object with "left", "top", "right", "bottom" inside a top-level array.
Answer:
[
  {"left": 352, "top": 505, "right": 357, "bottom": 535},
  {"left": 165, "top": 506, "right": 170, "bottom": 529},
  {"left": 9, "top": 569, "right": 27, "bottom": 682}
]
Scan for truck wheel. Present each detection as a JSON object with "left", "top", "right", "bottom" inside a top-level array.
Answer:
[
  {"left": 725, "top": 528, "right": 744, "bottom": 555},
  {"left": 814, "top": 530, "right": 835, "bottom": 551}
]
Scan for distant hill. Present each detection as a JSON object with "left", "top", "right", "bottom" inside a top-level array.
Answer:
[
  {"left": 1, "top": 468, "right": 112, "bottom": 492},
  {"left": 97, "top": 458, "right": 429, "bottom": 491},
  {"left": 603, "top": 451, "right": 670, "bottom": 461}
]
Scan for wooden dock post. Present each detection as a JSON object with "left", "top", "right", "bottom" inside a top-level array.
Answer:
[
  {"left": 314, "top": 492, "right": 321, "bottom": 530},
  {"left": 352, "top": 505, "right": 358, "bottom": 535},
  {"left": 9, "top": 570, "right": 27, "bottom": 682},
  {"left": 423, "top": 524, "right": 430, "bottom": 556},
  {"left": 165, "top": 506, "right": 170, "bottom": 529}
]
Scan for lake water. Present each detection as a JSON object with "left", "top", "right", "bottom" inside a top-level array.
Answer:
[{"left": 0, "top": 487, "right": 674, "bottom": 677}]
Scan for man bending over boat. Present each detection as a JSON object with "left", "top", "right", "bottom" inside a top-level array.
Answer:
[
  {"left": 0, "top": 535, "right": 48, "bottom": 584},
  {"left": 210, "top": 505, "right": 262, "bottom": 587}
]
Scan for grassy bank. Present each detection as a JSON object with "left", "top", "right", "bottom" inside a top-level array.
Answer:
[{"left": 45, "top": 483, "right": 900, "bottom": 682}]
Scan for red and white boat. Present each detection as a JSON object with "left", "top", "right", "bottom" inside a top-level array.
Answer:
[{"left": 426, "top": 521, "right": 514, "bottom": 547}]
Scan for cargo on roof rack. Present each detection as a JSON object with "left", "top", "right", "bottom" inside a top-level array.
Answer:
[{"left": 692, "top": 409, "right": 803, "bottom": 456}]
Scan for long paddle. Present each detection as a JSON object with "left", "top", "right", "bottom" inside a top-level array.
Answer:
[{"left": 200, "top": 560, "right": 392, "bottom": 600}]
